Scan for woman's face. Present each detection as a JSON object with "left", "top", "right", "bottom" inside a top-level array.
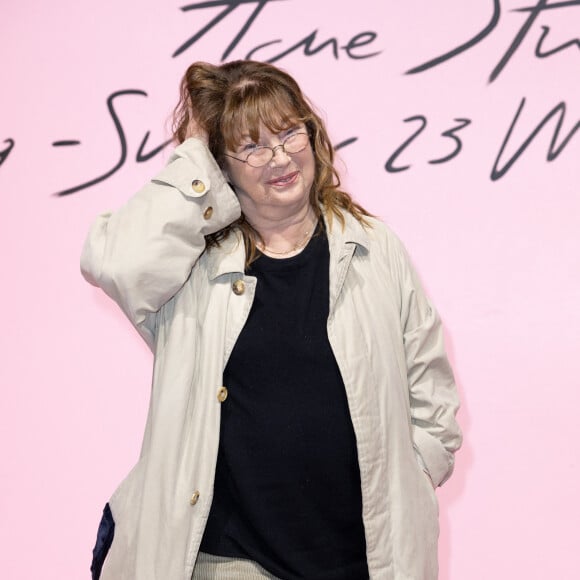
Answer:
[{"left": 223, "top": 123, "right": 316, "bottom": 224}]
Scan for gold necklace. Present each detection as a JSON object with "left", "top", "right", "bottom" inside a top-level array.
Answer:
[{"left": 259, "top": 229, "right": 313, "bottom": 256}]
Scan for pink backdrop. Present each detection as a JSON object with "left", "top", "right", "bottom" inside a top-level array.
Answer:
[{"left": 2, "top": 1, "right": 579, "bottom": 578}]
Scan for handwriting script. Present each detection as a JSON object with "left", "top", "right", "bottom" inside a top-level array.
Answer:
[
  {"left": 491, "top": 97, "right": 580, "bottom": 179},
  {"left": 173, "top": 0, "right": 380, "bottom": 62},
  {"left": 54, "top": 90, "right": 172, "bottom": 196},
  {"left": 383, "top": 98, "right": 578, "bottom": 179},
  {"left": 0, "top": 139, "right": 15, "bottom": 168},
  {"left": 406, "top": 0, "right": 580, "bottom": 83}
]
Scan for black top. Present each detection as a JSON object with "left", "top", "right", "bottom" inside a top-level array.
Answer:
[{"left": 200, "top": 229, "right": 369, "bottom": 580}]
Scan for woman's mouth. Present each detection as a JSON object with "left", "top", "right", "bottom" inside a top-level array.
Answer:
[{"left": 266, "top": 171, "right": 299, "bottom": 187}]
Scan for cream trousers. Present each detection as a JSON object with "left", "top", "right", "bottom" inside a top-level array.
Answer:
[{"left": 192, "top": 551, "right": 281, "bottom": 579}]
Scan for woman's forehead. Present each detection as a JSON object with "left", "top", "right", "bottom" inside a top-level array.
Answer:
[
  {"left": 237, "top": 120, "right": 302, "bottom": 140},
  {"left": 224, "top": 111, "right": 302, "bottom": 146}
]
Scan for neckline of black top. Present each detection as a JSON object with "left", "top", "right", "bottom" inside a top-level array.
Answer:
[{"left": 251, "top": 224, "right": 325, "bottom": 272}]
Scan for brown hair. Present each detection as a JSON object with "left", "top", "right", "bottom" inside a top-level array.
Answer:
[{"left": 172, "top": 60, "right": 371, "bottom": 265}]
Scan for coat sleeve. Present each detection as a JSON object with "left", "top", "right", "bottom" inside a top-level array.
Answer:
[
  {"left": 80, "top": 138, "right": 241, "bottom": 348},
  {"left": 392, "top": 236, "right": 462, "bottom": 487}
]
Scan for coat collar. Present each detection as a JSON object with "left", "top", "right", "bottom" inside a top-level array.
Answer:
[
  {"left": 205, "top": 207, "right": 371, "bottom": 280},
  {"left": 206, "top": 230, "right": 246, "bottom": 280},
  {"left": 323, "top": 208, "right": 370, "bottom": 258}
]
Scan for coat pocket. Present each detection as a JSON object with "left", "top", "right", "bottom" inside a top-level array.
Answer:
[{"left": 90, "top": 503, "right": 115, "bottom": 580}]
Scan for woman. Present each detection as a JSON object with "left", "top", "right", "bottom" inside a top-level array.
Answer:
[{"left": 83, "top": 60, "right": 461, "bottom": 580}]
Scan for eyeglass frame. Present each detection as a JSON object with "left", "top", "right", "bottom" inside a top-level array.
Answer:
[{"left": 223, "top": 131, "right": 310, "bottom": 168}]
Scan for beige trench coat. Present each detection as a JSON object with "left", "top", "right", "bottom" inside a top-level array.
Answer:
[{"left": 81, "top": 138, "right": 462, "bottom": 580}]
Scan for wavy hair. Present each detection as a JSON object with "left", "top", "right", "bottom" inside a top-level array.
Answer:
[{"left": 172, "top": 60, "right": 370, "bottom": 265}]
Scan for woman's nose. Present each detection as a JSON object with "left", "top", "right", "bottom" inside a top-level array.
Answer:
[{"left": 269, "top": 144, "right": 291, "bottom": 166}]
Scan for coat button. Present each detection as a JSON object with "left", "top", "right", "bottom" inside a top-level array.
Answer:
[
  {"left": 232, "top": 279, "right": 245, "bottom": 295},
  {"left": 203, "top": 206, "right": 213, "bottom": 220},
  {"left": 217, "top": 386, "right": 228, "bottom": 403},
  {"left": 191, "top": 179, "right": 205, "bottom": 194},
  {"left": 189, "top": 490, "right": 200, "bottom": 506}
]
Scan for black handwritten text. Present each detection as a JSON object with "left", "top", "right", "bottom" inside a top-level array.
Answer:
[
  {"left": 54, "top": 90, "right": 172, "bottom": 197},
  {"left": 406, "top": 0, "right": 580, "bottom": 83},
  {"left": 173, "top": 0, "right": 381, "bottom": 62}
]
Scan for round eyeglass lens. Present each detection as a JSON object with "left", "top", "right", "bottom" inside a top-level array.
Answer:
[
  {"left": 284, "top": 132, "right": 308, "bottom": 153},
  {"left": 245, "top": 133, "right": 309, "bottom": 167}
]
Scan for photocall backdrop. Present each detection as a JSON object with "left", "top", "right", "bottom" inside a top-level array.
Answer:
[{"left": 1, "top": 1, "right": 579, "bottom": 578}]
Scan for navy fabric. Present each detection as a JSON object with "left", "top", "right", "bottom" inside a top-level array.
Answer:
[{"left": 90, "top": 503, "right": 115, "bottom": 580}]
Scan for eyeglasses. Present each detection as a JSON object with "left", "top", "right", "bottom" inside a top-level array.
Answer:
[{"left": 224, "top": 132, "right": 310, "bottom": 168}]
